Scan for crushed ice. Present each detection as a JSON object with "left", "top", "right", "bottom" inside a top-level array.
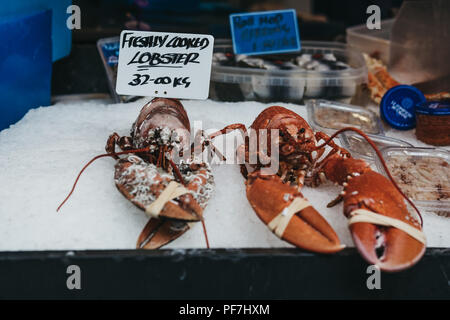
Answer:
[{"left": 0, "top": 98, "right": 448, "bottom": 251}]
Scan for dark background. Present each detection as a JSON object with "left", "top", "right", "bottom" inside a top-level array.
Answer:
[
  {"left": 1, "top": 248, "right": 449, "bottom": 299},
  {"left": 52, "top": 0, "right": 403, "bottom": 97}
]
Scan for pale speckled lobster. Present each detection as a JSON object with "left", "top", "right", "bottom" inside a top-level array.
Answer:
[
  {"left": 220, "top": 105, "right": 426, "bottom": 272},
  {"left": 58, "top": 98, "right": 221, "bottom": 249}
]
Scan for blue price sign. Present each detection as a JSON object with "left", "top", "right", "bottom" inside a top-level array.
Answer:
[{"left": 229, "top": 9, "right": 300, "bottom": 55}]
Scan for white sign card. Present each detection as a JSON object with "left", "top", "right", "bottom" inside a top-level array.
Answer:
[{"left": 116, "top": 30, "right": 214, "bottom": 100}]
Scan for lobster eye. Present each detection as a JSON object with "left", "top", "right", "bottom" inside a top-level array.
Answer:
[{"left": 298, "top": 128, "right": 305, "bottom": 134}]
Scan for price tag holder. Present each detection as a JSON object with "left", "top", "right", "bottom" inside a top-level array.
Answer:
[
  {"left": 229, "top": 9, "right": 300, "bottom": 56},
  {"left": 116, "top": 30, "right": 214, "bottom": 100}
]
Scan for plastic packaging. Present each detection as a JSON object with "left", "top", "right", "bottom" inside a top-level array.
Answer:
[
  {"left": 339, "top": 132, "right": 412, "bottom": 161},
  {"left": 210, "top": 40, "right": 367, "bottom": 104},
  {"left": 389, "top": 0, "right": 450, "bottom": 90},
  {"left": 346, "top": 19, "right": 394, "bottom": 64},
  {"left": 306, "top": 99, "right": 383, "bottom": 135},
  {"left": 375, "top": 147, "right": 450, "bottom": 217}
]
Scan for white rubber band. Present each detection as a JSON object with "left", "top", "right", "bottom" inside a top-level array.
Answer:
[
  {"left": 268, "top": 197, "right": 310, "bottom": 238},
  {"left": 348, "top": 209, "right": 426, "bottom": 245},
  {"left": 145, "top": 181, "right": 189, "bottom": 218}
]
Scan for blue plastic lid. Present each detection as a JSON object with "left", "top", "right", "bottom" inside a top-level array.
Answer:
[
  {"left": 416, "top": 100, "right": 450, "bottom": 116},
  {"left": 380, "top": 85, "right": 426, "bottom": 130}
]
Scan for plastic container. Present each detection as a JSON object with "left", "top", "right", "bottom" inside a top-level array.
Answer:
[
  {"left": 339, "top": 132, "right": 412, "bottom": 161},
  {"left": 415, "top": 100, "right": 450, "bottom": 146},
  {"left": 375, "top": 147, "right": 450, "bottom": 217},
  {"left": 210, "top": 40, "right": 368, "bottom": 104},
  {"left": 306, "top": 99, "right": 383, "bottom": 135},
  {"left": 97, "top": 37, "right": 139, "bottom": 103},
  {"left": 346, "top": 19, "right": 394, "bottom": 64}
]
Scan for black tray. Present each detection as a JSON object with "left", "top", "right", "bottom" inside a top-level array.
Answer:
[{"left": 0, "top": 248, "right": 448, "bottom": 299}]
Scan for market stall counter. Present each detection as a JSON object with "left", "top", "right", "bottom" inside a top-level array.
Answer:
[{"left": 0, "top": 98, "right": 448, "bottom": 298}]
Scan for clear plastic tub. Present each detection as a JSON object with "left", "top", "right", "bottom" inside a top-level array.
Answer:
[
  {"left": 346, "top": 19, "right": 394, "bottom": 64},
  {"left": 306, "top": 99, "right": 383, "bottom": 135},
  {"left": 375, "top": 147, "right": 450, "bottom": 217},
  {"left": 97, "top": 36, "right": 139, "bottom": 103},
  {"left": 339, "top": 132, "right": 412, "bottom": 161},
  {"left": 210, "top": 40, "right": 368, "bottom": 104}
]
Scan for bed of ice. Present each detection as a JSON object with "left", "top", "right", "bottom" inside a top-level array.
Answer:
[{"left": 0, "top": 98, "right": 448, "bottom": 251}]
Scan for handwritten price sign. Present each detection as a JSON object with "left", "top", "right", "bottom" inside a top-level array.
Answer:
[
  {"left": 230, "top": 9, "right": 300, "bottom": 55},
  {"left": 116, "top": 31, "right": 214, "bottom": 99}
]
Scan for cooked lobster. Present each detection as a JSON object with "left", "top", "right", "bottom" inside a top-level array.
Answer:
[
  {"left": 57, "top": 98, "right": 216, "bottom": 249},
  {"left": 228, "top": 106, "right": 426, "bottom": 272}
]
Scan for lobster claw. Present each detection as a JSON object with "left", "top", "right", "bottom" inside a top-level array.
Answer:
[
  {"left": 344, "top": 171, "right": 426, "bottom": 272},
  {"left": 246, "top": 171, "right": 344, "bottom": 253},
  {"left": 350, "top": 224, "right": 426, "bottom": 272},
  {"left": 113, "top": 155, "right": 215, "bottom": 249},
  {"left": 137, "top": 219, "right": 190, "bottom": 249},
  {"left": 114, "top": 155, "right": 203, "bottom": 222}
]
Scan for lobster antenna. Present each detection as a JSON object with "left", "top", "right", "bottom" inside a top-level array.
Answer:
[
  {"left": 201, "top": 220, "right": 210, "bottom": 249},
  {"left": 57, "top": 147, "right": 151, "bottom": 212},
  {"left": 314, "top": 127, "right": 423, "bottom": 227}
]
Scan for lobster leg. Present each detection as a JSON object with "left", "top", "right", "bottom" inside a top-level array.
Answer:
[
  {"left": 208, "top": 123, "right": 248, "bottom": 139},
  {"left": 190, "top": 129, "right": 226, "bottom": 162},
  {"left": 317, "top": 154, "right": 426, "bottom": 272},
  {"left": 106, "top": 133, "right": 134, "bottom": 158},
  {"left": 246, "top": 171, "right": 344, "bottom": 253},
  {"left": 236, "top": 143, "right": 277, "bottom": 178},
  {"left": 314, "top": 131, "right": 351, "bottom": 159},
  {"left": 191, "top": 123, "right": 248, "bottom": 162}
]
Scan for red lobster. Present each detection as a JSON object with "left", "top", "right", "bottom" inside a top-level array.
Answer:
[
  {"left": 58, "top": 98, "right": 219, "bottom": 249},
  {"left": 223, "top": 106, "right": 426, "bottom": 272}
]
